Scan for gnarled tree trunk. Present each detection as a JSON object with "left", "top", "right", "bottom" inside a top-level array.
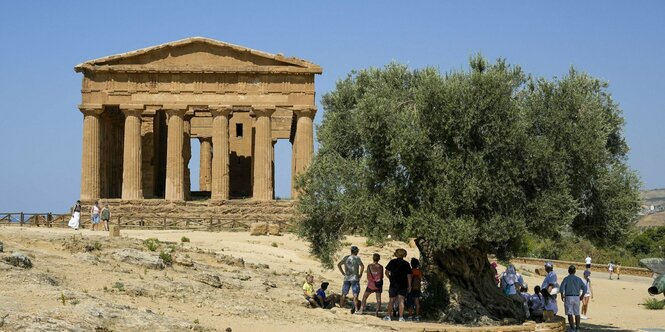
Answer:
[{"left": 417, "top": 239, "right": 526, "bottom": 324}]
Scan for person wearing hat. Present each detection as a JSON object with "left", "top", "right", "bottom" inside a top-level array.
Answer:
[
  {"left": 560, "top": 265, "right": 587, "bottom": 332},
  {"left": 383, "top": 248, "right": 412, "bottom": 322},
  {"left": 337, "top": 245, "right": 364, "bottom": 313},
  {"left": 540, "top": 261, "right": 559, "bottom": 321},
  {"left": 581, "top": 269, "right": 593, "bottom": 320}
]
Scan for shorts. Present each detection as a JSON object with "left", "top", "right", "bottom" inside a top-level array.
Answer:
[
  {"left": 564, "top": 296, "right": 580, "bottom": 316},
  {"left": 342, "top": 280, "right": 360, "bottom": 296},
  {"left": 388, "top": 285, "right": 408, "bottom": 298},
  {"left": 406, "top": 290, "right": 422, "bottom": 307},
  {"left": 91, "top": 215, "right": 100, "bottom": 224},
  {"left": 585, "top": 264, "right": 591, "bottom": 269},
  {"left": 365, "top": 286, "right": 382, "bottom": 294}
]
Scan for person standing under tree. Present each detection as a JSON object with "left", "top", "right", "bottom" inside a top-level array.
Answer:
[
  {"left": 337, "top": 245, "right": 364, "bottom": 313},
  {"left": 560, "top": 265, "right": 587, "bottom": 332},
  {"left": 100, "top": 203, "right": 111, "bottom": 231},
  {"left": 585, "top": 255, "right": 592, "bottom": 270},
  {"left": 541, "top": 261, "right": 559, "bottom": 321},
  {"left": 358, "top": 253, "right": 383, "bottom": 316},
  {"left": 406, "top": 257, "right": 422, "bottom": 321},
  {"left": 383, "top": 248, "right": 412, "bottom": 322}
]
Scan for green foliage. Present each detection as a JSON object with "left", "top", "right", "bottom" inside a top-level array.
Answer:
[
  {"left": 159, "top": 251, "right": 173, "bottom": 266},
  {"left": 112, "top": 282, "right": 124, "bottom": 291},
  {"left": 271, "top": 242, "right": 278, "bottom": 248},
  {"left": 181, "top": 236, "right": 190, "bottom": 243},
  {"left": 627, "top": 226, "right": 665, "bottom": 257},
  {"left": 642, "top": 298, "right": 665, "bottom": 310},
  {"left": 143, "top": 238, "right": 160, "bottom": 252},
  {"left": 296, "top": 58, "right": 641, "bottom": 268}
]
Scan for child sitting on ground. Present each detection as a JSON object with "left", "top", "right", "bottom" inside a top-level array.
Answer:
[
  {"left": 303, "top": 275, "right": 319, "bottom": 308},
  {"left": 528, "top": 285, "right": 544, "bottom": 322},
  {"left": 316, "top": 282, "right": 336, "bottom": 309}
]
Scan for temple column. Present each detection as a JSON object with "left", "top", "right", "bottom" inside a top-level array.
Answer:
[
  {"left": 183, "top": 114, "right": 193, "bottom": 200},
  {"left": 210, "top": 106, "right": 232, "bottom": 200},
  {"left": 120, "top": 105, "right": 144, "bottom": 200},
  {"left": 79, "top": 104, "right": 103, "bottom": 201},
  {"left": 291, "top": 107, "right": 316, "bottom": 198},
  {"left": 199, "top": 137, "right": 212, "bottom": 191},
  {"left": 252, "top": 106, "right": 276, "bottom": 201},
  {"left": 164, "top": 106, "right": 187, "bottom": 201}
]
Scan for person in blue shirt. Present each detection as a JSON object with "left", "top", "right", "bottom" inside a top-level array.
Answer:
[
  {"left": 529, "top": 285, "right": 545, "bottom": 322},
  {"left": 559, "top": 265, "right": 587, "bottom": 332},
  {"left": 541, "top": 262, "right": 559, "bottom": 321},
  {"left": 316, "top": 282, "right": 335, "bottom": 309}
]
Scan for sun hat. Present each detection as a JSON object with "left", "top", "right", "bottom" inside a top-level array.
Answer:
[{"left": 394, "top": 248, "right": 407, "bottom": 258}]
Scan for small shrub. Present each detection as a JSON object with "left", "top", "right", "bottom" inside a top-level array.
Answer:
[
  {"left": 60, "top": 292, "right": 66, "bottom": 305},
  {"left": 159, "top": 251, "right": 173, "bottom": 266},
  {"left": 271, "top": 242, "right": 278, "bottom": 248},
  {"left": 181, "top": 236, "right": 190, "bottom": 243},
  {"left": 71, "top": 299, "right": 80, "bottom": 305},
  {"left": 112, "top": 282, "right": 125, "bottom": 291},
  {"left": 643, "top": 298, "right": 665, "bottom": 310},
  {"left": 93, "top": 241, "right": 102, "bottom": 251},
  {"left": 194, "top": 318, "right": 200, "bottom": 324},
  {"left": 143, "top": 238, "right": 160, "bottom": 252}
]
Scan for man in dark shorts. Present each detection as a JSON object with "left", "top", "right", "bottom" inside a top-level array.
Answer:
[{"left": 383, "top": 248, "right": 412, "bottom": 322}]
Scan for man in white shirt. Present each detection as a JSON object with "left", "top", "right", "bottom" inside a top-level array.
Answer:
[{"left": 585, "top": 255, "right": 592, "bottom": 270}]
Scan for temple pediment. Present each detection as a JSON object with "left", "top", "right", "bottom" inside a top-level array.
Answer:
[{"left": 75, "top": 37, "right": 322, "bottom": 74}]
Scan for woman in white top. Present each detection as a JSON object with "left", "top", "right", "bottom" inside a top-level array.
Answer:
[
  {"left": 581, "top": 269, "right": 593, "bottom": 319},
  {"left": 585, "top": 255, "right": 592, "bottom": 269}
]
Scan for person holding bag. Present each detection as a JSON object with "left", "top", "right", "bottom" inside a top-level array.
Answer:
[{"left": 358, "top": 253, "right": 384, "bottom": 316}]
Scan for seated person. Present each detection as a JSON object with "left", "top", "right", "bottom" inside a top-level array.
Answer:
[
  {"left": 303, "top": 275, "right": 319, "bottom": 308},
  {"left": 529, "top": 285, "right": 545, "bottom": 322},
  {"left": 316, "top": 282, "right": 336, "bottom": 309}
]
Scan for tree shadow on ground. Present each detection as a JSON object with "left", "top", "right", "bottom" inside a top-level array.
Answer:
[{"left": 579, "top": 322, "right": 655, "bottom": 332}]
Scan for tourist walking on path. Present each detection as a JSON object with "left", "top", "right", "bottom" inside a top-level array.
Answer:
[
  {"left": 585, "top": 255, "right": 592, "bottom": 270},
  {"left": 608, "top": 261, "right": 615, "bottom": 280},
  {"left": 541, "top": 261, "right": 559, "bottom": 321},
  {"left": 560, "top": 265, "right": 587, "bottom": 332},
  {"left": 337, "top": 245, "right": 364, "bottom": 313},
  {"left": 67, "top": 200, "right": 82, "bottom": 230},
  {"left": 383, "top": 248, "right": 412, "bottom": 322},
  {"left": 359, "top": 253, "right": 383, "bottom": 316},
  {"left": 101, "top": 203, "right": 111, "bottom": 231},
  {"left": 90, "top": 201, "right": 101, "bottom": 231},
  {"left": 615, "top": 261, "right": 621, "bottom": 280},
  {"left": 581, "top": 270, "right": 593, "bottom": 320}
]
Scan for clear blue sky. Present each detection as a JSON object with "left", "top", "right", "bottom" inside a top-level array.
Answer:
[{"left": 1, "top": 1, "right": 663, "bottom": 212}]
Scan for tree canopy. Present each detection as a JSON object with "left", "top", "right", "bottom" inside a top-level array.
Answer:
[{"left": 296, "top": 56, "right": 641, "bottom": 269}]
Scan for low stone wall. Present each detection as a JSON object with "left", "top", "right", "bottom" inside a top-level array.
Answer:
[
  {"left": 511, "top": 257, "right": 652, "bottom": 278},
  {"left": 396, "top": 317, "right": 566, "bottom": 332}
]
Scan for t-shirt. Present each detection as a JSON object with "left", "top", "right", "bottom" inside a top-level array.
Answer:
[
  {"left": 541, "top": 271, "right": 558, "bottom": 313},
  {"left": 385, "top": 258, "right": 412, "bottom": 289},
  {"left": 585, "top": 257, "right": 592, "bottom": 265},
  {"left": 560, "top": 274, "right": 587, "bottom": 297},
  {"left": 316, "top": 288, "right": 327, "bottom": 301},
  {"left": 411, "top": 268, "right": 422, "bottom": 291},
  {"left": 302, "top": 282, "right": 314, "bottom": 297},
  {"left": 92, "top": 205, "right": 100, "bottom": 215},
  {"left": 101, "top": 208, "right": 110, "bottom": 220},
  {"left": 340, "top": 255, "right": 363, "bottom": 282},
  {"left": 529, "top": 294, "right": 544, "bottom": 311}
]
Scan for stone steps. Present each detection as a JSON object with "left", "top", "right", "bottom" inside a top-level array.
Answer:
[{"left": 76, "top": 199, "right": 296, "bottom": 228}]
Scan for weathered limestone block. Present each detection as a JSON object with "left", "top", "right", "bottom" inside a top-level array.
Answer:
[
  {"left": 216, "top": 254, "right": 245, "bottom": 267},
  {"left": 268, "top": 223, "right": 281, "bottom": 236},
  {"left": 250, "top": 222, "right": 269, "bottom": 235},
  {"left": 196, "top": 272, "right": 233, "bottom": 289},
  {"left": 3, "top": 252, "right": 32, "bottom": 269},
  {"left": 109, "top": 224, "right": 120, "bottom": 237},
  {"left": 111, "top": 249, "right": 165, "bottom": 270}
]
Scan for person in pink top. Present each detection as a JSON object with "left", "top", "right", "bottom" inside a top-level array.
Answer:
[{"left": 358, "top": 253, "right": 384, "bottom": 316}]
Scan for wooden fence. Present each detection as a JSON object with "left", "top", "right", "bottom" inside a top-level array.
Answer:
[{"left": 0, "top": 212, "right": 291, "bottom": 232}]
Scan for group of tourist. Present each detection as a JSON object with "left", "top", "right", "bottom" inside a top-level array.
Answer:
[
  {"left": 493, "top": 260, "right": 593, "bottom": 332},
  {"left": 302, "top": 246, "right": 423, "bottom": 322},
  {"left": 67, "top": 200, "right": 110, "bottom": 231}
]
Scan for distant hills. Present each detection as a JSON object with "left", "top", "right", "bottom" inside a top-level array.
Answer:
[{"left": 639, "top": 188, "right": 665, "bottom": 227}]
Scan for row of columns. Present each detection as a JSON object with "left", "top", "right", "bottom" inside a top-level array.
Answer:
[{"left": 79, "top": 104, "right": 315, "bottom": 201}]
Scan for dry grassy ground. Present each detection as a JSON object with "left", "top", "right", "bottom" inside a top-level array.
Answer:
[{"left": 1, "top": 227, "right": 663, "bottom": 331}]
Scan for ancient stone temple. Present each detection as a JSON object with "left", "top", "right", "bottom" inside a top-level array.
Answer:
[{"left": 74, "top": 37, "right": 321, "bottom": 204}]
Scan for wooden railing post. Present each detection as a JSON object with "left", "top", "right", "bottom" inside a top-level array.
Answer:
[
  {"left": 47, "top": 213, "right": 53, "bottom": 228},
  {"left": 20, "top": 212, "right": 24, "bottom": 227}
]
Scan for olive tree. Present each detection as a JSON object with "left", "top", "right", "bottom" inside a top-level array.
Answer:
[{"left": 295, "top": 57, "right": 640, "bottom": 323}]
